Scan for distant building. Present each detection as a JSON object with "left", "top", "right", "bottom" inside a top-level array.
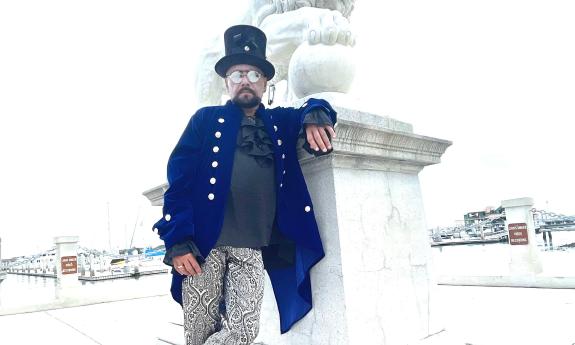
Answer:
[
  {"left": 463, "top": 206, "right": 505, "bottom": 233},
  {"left": 0, "top": 237, "right": 6, "bottom": 282},
  {"left": 464, "top": 206, "right": 502, "bottom": 225}
]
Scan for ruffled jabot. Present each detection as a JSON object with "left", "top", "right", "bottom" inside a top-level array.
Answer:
[{"left": 237, "top": 115, "right": 274, "bottom": 167}]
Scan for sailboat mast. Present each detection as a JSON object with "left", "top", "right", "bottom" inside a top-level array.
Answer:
[
  {"left": 129, "top": 207, "right": 141, "bottom": 249},
  {"left": 107, "top": 202, "right": 112, "bottom": 252}
]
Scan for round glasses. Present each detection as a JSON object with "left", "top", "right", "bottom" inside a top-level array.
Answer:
[{"left": 226, "top": 70, "right": 263, "bottom": 84}]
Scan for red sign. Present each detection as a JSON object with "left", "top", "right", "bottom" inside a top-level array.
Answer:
[
  {"left": 508, "top": 223, "right": 529, "bottom": 245},
  {"left": 61, "top": 256, "right": 78, "bottom": 274}
]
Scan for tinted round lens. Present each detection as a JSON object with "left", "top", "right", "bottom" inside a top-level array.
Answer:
[
  {"left": 228, "top": 71, "right": 242, "bottom": 84},
  {"left": 247, "top": 71, "right": 261, "bottom": 83},
  {"left": 227, "top": 70, "right": 262, "bottom": 84}
]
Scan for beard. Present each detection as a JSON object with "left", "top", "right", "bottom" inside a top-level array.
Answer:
[{"left": 232, "top": 88, "right": 262, "bottom": 108}]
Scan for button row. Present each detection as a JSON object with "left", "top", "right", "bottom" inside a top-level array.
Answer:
[{"left": 208, "top": 116, "right": 226, "bottom": 201}]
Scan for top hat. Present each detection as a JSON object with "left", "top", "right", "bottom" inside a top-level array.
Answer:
[{"left": 214, "top": 25, "right": 275, "bottom": 79}]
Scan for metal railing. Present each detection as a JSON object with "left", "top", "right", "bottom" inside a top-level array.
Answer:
[{"left": 532, "top": 208, "right": 575, "bottom": 231}]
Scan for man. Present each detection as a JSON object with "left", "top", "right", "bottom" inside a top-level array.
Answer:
[{"left": 154, "top": 24, "right": 336, "bottom": 345}]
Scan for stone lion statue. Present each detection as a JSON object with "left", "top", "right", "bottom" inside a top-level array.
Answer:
[{"left": 194, "top": 0, "right": 356, "bottom": 107}]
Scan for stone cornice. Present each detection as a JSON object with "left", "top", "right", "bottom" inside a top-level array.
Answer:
[
  {"left": 142, "top": 183, "right": 168, "bottom": 206},
  {"left": 299, "top": 105, "right": 452, "bottom": 171}
]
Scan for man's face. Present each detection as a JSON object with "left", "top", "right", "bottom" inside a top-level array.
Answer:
[{"left": 225, "top": 64, "right": 267, "bottom": 109}]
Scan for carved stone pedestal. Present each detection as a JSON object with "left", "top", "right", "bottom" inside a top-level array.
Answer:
[{"left": 255, "top": 98, "right": 451, "bottom": 345}]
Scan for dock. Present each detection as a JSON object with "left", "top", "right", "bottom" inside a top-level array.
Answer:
[
  {"left": 431, "top": 237, "right": 505, "bottom": 246},
  {"left": 9, "top": 271, "right": 56, "bottom": 278},
  {"left": 78, "top": 268, "right": 169, "bottom": 281},
  {"left": 6, "top": 268, "right": 169, "bottom": 281}
]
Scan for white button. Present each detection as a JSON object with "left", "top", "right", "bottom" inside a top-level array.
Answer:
[
  {"left": 282, "top": 154, "right": 285, "bottom": 159},
  {"left": 208, "top": 193, "right": 215, "bottom": 200},
  {"left": 283, "top": 170, "right": 286, "bottom": 175},
  {"left": 218, "top": 118, "right": 225, "bottom": 123},
  {"left": 153, "top": 228, "right": 159, "bottom": 233},
  {"left": 164, "top": 214, "right": 171, "bottom": 221},
  {"left": 244, "top": 45, "right": 250, "bottom": 51},
  {"left": 274, "top": 125, "right": 278, "bottom": 132},
  {"left": 280, "top": 183, "right": 283, "bottom": 188},
  {"left": 302, "top": 102, "right": 308, "bottom": 107},
  {"left": 213, "top": 146, "right": 219, "bottom": 153},
  {"left": 305, "top": 206, "right": 311, "bottom": 212},
  {"left": 212, "top": 161, "right": 218, "bottom": 168},
  {"left": 277, "top": 139, "right": 282, "bottom": 146},
  {"left": 210, "top": 177, "right": 216, "bottom": 184},
  {"left": 215, "top": 131, "right": 221, "bottom": 138}
]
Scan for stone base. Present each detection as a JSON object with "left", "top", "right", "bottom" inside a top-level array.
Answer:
[{"left": 255, "top": 102, "right": 451, "bottom": 344}]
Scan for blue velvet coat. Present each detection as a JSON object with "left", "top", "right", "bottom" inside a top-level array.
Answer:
[{"left": 153, "top": 98, "right": 336, "bottom": 334}]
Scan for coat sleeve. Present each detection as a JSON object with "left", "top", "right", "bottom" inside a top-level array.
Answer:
[
  {"left": 152, "top": 110, "right": 206, "bottom": 250},
  {"left": 284, "top": 98, "right": 337, "bottom": 141}
]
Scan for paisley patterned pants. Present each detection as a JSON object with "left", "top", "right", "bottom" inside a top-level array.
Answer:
[{"left": 182, "top": 246, "right": 264, "bottom": 345}]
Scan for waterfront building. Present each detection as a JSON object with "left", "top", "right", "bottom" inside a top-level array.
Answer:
[
  {"left": 0, "top": 237, "right": 6, "bottom": 282},
  {"left": 464, "top": 206, "right": 505, "bottom": 226},
  {"left": 429, "top": 206, "right": 507, "bottom": 241}
]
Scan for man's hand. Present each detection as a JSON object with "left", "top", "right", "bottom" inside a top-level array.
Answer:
[
  {"left": 173, "top": 253, "right": 202, "bottom": 276},
  {"left": 305, "top": 124, "right": 336, "bottom": 152}
]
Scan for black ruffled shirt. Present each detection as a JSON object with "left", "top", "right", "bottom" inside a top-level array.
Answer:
[
  {"left": 164, "top": 109, "right": 333, "bottom": 266},
  {"left": 215, "top": 114, "right": 277, "bottom": 248}
]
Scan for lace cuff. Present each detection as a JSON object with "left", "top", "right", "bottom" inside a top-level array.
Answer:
[
  {"left": 163, "top": 240, "right": 205, "bottom": 267},
  {"left": 300, "top": 109, "right": 334, "bottom": 156},
  {"left": 302, "top": 109, "right": 334, "bottom": 126}
]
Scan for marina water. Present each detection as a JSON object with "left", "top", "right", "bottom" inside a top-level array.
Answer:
[
  {"left": 432, "top": 231, "right": 575, "bottom": 277},
  {"left": 0, "top": 271, "right": 172, "bottom": 312}
]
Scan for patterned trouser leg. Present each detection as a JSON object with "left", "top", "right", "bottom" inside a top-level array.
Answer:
[{"left": 182, "top": 246, "right": 264, "bottom": 345}]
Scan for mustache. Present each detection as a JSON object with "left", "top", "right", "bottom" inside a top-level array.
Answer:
[{"left": 239, "top": 88, "right": 255, "bottom": 95}]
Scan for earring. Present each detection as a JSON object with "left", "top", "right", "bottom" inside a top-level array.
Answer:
[{"left": 268, "top": 84, "right": 275, "bottom": 106}]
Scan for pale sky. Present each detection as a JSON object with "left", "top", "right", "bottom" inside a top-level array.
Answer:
[{"left": 1, "top": 1, "right": 574, "bottom": 258}]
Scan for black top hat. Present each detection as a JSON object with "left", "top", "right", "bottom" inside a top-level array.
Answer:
[{"left": 214, "top": 25, "right": 275, "bottom": 79}]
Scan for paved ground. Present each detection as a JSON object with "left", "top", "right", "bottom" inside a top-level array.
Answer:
[
  {"left": 0, "top": 294, "right": 183, "bottom": 345},
  {"left": 428, "top": 285, "right": 575, "bottom": 345},
  {"left": 1, "top": 285, "right": 574, "bottom": 345}
]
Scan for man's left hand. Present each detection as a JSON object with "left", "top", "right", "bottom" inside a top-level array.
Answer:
[{"left": 305, "top": 124, "right": 336, "bottom": 152}]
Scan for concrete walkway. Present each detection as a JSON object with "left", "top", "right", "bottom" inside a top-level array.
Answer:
[
  {"left": 0, "top": 294, "right": 184, "bottom": 345},
  {"left": 1, "top": 285, "right": 574, "bottom": 345},
  {"left": 425, "top": 285, "right": 575, "bottom": 345}
]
